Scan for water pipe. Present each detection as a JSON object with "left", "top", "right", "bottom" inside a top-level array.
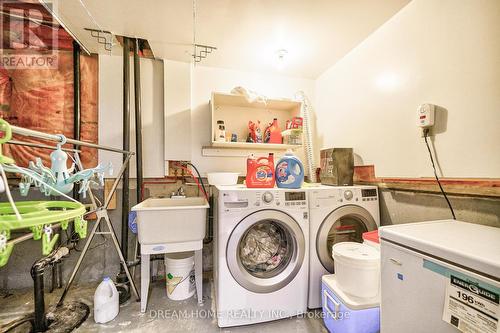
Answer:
[{"left": 31, "top": 247, "right": 70, "bottom": 332}]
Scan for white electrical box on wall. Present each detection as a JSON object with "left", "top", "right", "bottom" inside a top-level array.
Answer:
[{"left": 417, "top": 103, "right": 435, "bottom": 128}]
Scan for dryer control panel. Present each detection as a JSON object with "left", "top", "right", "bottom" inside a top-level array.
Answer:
[
  {"left": 310, "top": 186, "right": 378, "bottom": 208},
  {"left": 361, "top": 188, "right": 378, "bottom": 202}
]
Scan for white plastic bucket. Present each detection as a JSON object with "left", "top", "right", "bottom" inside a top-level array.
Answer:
[
  {"left": 93, "top": 277, "right": 119, "bottom": 323},
  {"left": 164, "top": 252, "right": 196, "bottom": 301},
  {"left": 332, "top": 242, "right": 380, "bottom": 298},
  {"left": 207, "top": 172, "right": 239, "bottom": 185}
]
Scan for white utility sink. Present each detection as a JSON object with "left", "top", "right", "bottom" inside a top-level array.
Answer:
[{"left": 132, "top": 197, "right": 209, "bottom": 245}]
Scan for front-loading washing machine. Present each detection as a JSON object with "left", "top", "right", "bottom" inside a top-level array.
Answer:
[
  {"left": 308, "top": 185, "right": 380, "bottom": 308},
  {"left": 213, "top": 185, "right": 309, "bottom": 327}
]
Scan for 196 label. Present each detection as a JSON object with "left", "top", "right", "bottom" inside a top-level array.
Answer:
[{"left": 443, "top": 275, "right": 499, "bottom": 333}]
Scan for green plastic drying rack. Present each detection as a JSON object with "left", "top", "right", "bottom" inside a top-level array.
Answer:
[{"left": 0, "top": 201, "right": 87, "bottom": 267}]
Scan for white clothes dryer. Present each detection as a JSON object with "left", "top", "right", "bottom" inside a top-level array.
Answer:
[{"left": 308, "top": 185, "right": 380, "bottom": 308}]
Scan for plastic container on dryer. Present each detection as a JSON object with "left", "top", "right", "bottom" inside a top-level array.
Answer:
[
  {"left": 275, "top": 150, "right": 304, "bottom": 189},
  {"left": 246, "top": 153, "right": 275, "bottom": 188},
  {"left": 332, "top": 242, "right": 380, "bottom": 298},
  {"left": 93, "top": 277, "right": 119, "bottom": 323}
]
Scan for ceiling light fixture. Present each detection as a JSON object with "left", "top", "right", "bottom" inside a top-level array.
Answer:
[{"left": 375, "top": 71, "right": 400, "bottom": 92}]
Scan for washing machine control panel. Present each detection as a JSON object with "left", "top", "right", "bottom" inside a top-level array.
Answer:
[
  {"left": 259, "top": 190, "right": 307, "bottom": 208},
  {"left": 343, "top": 190, "right": 353, "bottom": 201},
  {"left": 262, "top": 191, "right": 274, "bottom": 203},
  {"left": 283, "top": 191, "right": 307, "bottom": 208},
  {"left": 222, "top": 190, "right": 307, "bottom": 210}
]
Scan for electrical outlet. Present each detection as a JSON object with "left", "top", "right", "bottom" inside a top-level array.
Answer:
[{"left": 417, "top": 103, "right": 435, "bottom": 128}]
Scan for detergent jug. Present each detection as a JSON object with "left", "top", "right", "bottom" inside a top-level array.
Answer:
[
  {"left": 275, "top": 150, "right": 304, "bottom": 189},
  {"left": 264, "top": 118, "right": 282, "bottom": 144},
  {"left": 94, "top": 277, "right": 119, "bottom": 323},
  {"left": 246, "top": 153, "right": 275, "bottom": 188}
]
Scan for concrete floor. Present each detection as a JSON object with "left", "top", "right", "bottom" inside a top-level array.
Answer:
[{"left": 0, "top": 278, "right": 327, "bottom": 333}]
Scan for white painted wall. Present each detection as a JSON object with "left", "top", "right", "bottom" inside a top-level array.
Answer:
[
  {"left": 164, "top": 60, "right": 191, "bottom": 162},
  {"left": 315, "top": 0, "right": 500, "bottom": 178},
  {"left": 99, "top": 58, "right": 315, "bottom": 177},
  {"left": 190, "top": 65, "right": 315, "bottom": 175},
  {"left": 98, "top": 54, "right": 165, "bottom": 178}
]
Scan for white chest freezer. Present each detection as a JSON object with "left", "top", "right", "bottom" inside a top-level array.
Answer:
[{"left": 379, "top": 220, "right": 500, "bottom": 333}]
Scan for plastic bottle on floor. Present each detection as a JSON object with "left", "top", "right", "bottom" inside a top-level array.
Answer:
[{"left": 94, "top": 277, "right": 119, "bottom": 323}]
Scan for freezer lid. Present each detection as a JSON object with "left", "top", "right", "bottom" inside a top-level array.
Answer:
[{"left": 379, "top": 220, "right": 500, "bottom": 279}]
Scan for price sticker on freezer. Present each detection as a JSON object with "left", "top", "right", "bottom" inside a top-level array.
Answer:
[{"left": 443, "top": 275, "right": 500, "bottom": 333}]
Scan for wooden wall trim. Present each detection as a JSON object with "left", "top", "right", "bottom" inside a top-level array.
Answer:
[{"left": 354, "top": 165, "right": 500, "bottom": 198}]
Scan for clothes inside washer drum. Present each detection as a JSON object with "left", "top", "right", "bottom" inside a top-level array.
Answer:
[{"left": 239, "top": 222, "right": 288, "bottom": 273}]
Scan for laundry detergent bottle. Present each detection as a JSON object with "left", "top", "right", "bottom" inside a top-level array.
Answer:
[
  {"left": 246, "top": 153, "right": 275, "bottom": 188},
  {"left": 275, "top": 150, "right": 304, "bottom": 189}
]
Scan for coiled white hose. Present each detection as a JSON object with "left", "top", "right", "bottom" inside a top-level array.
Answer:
[{"left": 294, "top": 91, "right": 317, "bottom": 183}]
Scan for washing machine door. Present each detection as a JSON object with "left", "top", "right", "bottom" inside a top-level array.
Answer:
[
  {"left": 226, "top": 209, "right": 305, "bottom": 293},
  {"left": 316, "top": 205, "right": 377, "bottom": 272}
]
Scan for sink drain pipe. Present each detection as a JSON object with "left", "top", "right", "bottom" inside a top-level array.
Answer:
[
  {"left": 32, "top": 263, "right": 47, "bottom": 331},
  {"left": 134, "top": 37, "right": 144, "bottom": 205},
  {"left": 117, "top": 36, "right": 131, "bottom": 301},
  {"left": 31, "top": 247, "right": 69, "bottom": 332}
]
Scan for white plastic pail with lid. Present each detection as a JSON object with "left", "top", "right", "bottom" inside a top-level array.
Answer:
[
  {"left": 332, "top": 242, "right": 380, "bottom": 298},
  {"left": 165, "top": 252, "right": 195, "bottom": 300}
]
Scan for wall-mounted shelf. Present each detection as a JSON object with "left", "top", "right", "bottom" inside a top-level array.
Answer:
[
  {"left": 211, "top": 141, "right": 301, "bottom": 150},
  {"left": 212, "top": 92, "right": 301, "bottom": 111},
  {"left": 202, "top": 142, "right": 302, "bottom": 157},
  {"left": 209, "top": 92, "right": 303, "bottom": 155}
]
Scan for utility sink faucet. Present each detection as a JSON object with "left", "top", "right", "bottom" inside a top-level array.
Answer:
[{"left": 171, "top": 186, "right": 186, "bottom": 198}]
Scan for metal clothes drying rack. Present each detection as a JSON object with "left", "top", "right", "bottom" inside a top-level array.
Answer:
[{"left": 6, "top": 124, "right": 140, "bottom": 304}]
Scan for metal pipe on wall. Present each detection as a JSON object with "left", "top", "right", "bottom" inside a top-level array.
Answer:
[
  {"left": 133, "top": 38, "right": 143, "bottom": 203},
  {"left": 30, "top": 247, "right": 73, "bottom": 332},
  {"left": 10, "top": 125, "right": 131, "bottom": 154},
  {"left": 129, "top": 38, "right": 144, "bottom": 281},
  {"left": 119, "top": 37, "right": 131, "bottom": 284},
  {"left": 32, "top": 267, "right": 47, "bottom": 332},
  {"left": 72, "top": 41, "right": 81, "bottom": 158},
  {"left": 71, "top": 40, "right": 81, "bottom": 241}
]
